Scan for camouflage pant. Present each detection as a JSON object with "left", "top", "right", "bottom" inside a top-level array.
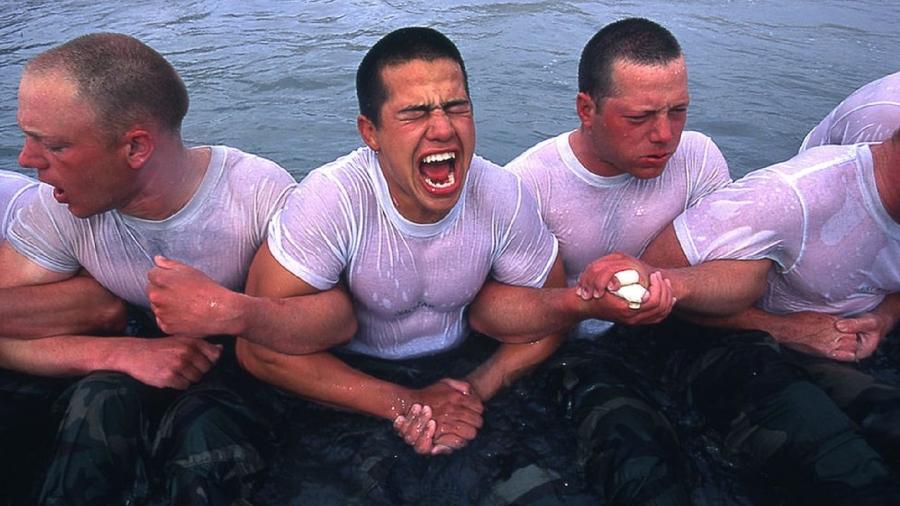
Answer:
[
  {"left": 785, "top": 348, "right": 900, "bottom": 468},
  {"left": 550, "top": 337, "right": 692, "bottom": 506},
  {"left": 2, "top": 342, "right": 274, "bottom": 506},
  {"left": 660, "top": 322, "right": 900, "bottom": 506}
]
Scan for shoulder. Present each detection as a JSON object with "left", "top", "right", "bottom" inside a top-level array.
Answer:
[
  {"left": 283, "top": 148, "right": 376, "bottom": 211},
  {"left": 674, "top": 131, "right": 720, "bottom": 157},
  {"left": 217, "top": 145, "right": 295, "bottom": 186},
  {"left": 470, "top": 155, "right": 523, "bottom": 194},
  {"left": 505, "top": 133, "right": 566, "bottom": 175}
]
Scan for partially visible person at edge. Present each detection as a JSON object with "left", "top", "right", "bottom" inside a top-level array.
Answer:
[
  {"left": 0, "top": 33, "right": 355, "bottom": 505},
  {"left": 642, "top": 127, "right": 900, "bottom": 503},
  {"left": 1, "top": 169, "right": 126, "bottom": 501},
  {"left": 800, "top": 70, "right": 900, "bottom": 151},
  {"left": 234, "top": 26, "right": 675, "bottom": 503}
]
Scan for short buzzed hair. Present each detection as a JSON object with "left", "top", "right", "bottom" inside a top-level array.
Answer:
[
  {"left": 356, "top": 27, "right": 469, "bottom": 126},
  {"left": 578, "top": 18, "right": 682, "bottom": 102},
  {"left": 25, "top": 33, "right": 188, "bottom": 143}
]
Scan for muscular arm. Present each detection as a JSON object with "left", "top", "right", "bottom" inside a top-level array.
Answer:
[
  {"left": 148, "top": 243, "right": 357, "bottom": 354},
  {"left": 468, "top": 256, "right": 673, "bottom": 340},
  {"left": 0, "top": 241, "right": 127, "bottom": 339},
  {"left": 642, "top": 224, "right": 771, "bottom": 315},
  {"left": 0, "top": 334, "right": 223, "bottom": 390},
  {"left": 464, "top": 257, "right": 571, "bottom": 400}
]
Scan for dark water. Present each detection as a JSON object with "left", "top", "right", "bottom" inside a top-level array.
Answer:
[{"left": 1, "top": 1, "right": 898, "bottom": 179}]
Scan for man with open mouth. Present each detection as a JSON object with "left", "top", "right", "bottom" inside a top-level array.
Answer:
[{"left": 0, "top": 33, "right": 353, "bottom": 505}]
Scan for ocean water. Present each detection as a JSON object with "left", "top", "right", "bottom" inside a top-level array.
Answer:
[{"left": 1, "top": 0, "right": 898, "bottom": 179}]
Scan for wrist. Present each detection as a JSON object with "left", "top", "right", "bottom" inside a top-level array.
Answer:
[
  {"left": 225, "top": 291, "right": 253, "bottom": 336},
  {"left": 384, "top": 385, "right": 416, "bottom": 420}
]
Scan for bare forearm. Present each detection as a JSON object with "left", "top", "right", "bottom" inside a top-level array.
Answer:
[
  {"left": 677, "top": 305, "right": 777, "bottom": 333},
  {"left": 663, "top": 260, "right": 769, "bottom": 316},
  {"left": 236, "top": 339, "right": 412, "bottom": 420},
  {"left": 0, "top": 335, "right": 122, "bottom": 376},
  {"left": 469, "top": 282, "right": 596, "bottom": 341},
  {"left": 230, "top": 289, "right": 357, "bottom": 355},
  {"left": 0, "top": 278, "right": 127, "bottom": 339},
  {"left": 466, "top": 333, "right": 564, "bottom": 401}
]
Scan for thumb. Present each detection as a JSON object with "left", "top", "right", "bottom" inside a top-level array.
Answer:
[
  {"left": 440, "top": 378, "right": 471, "bottom": 395},
  {"left": 835, "top": 317, "right": 873, "bottom": 334},
  {"left": 153, "top": 255, "right": 178, "bottom": 269}
]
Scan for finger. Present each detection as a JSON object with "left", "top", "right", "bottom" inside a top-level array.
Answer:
[
  {"left": 176, "top": 361, "right": 208, "bottom": 384},
  {"left": 153, "top": 255, "right": 181, "bottom": 270},
  {"left": 433, "top": 432, "right": 470, "bottom": 450},
  {"left": 856, "top": 333, "right": 880, "bottom": 359},
  {"left": 164, "top": 375, "right": 192, "bottom": 390},
  {"left": 393, "top": 415, "right": 408, "bottom": 433},
  {"left": 183, "top": 345, "right": 218, "bottom": 375},
  {"left": 401, "top": 404, "right": 422, "bottom": 444},
  {"left": 431, "top": 444, "right": 454, "bottom": 456},
  {"left": 413, "top": 420, "right": 437, "bottom": 455},
  {"left": 828, "top": 349, "right": 857, "bottom": 362},
  {"left": 835, "top": 317, "right": 875, "bottom": 334},
  {"left": 440, "top": 378, "right": 471, "bottom": 395},
  {"left": 194, "top": 341, "right": 224, "bottom": 364}
]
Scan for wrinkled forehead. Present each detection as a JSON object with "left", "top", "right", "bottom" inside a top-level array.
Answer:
[
  {"left": 605, "top": 57, "right": 689, "bottom": 105},
  {"left": 379, "top": 57, "right": 467, "bottom": 97}
]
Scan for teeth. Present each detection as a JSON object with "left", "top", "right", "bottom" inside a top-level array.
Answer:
[
  {"left": 422, "top": 152, "right": 455, "bottom": 164},
  {"left": 424, "top": 172, "right": 455, "bottom": 188}
]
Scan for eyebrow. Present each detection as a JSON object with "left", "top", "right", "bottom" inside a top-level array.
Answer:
[{"left": 398, "top": 98, "right": 471, "bottom": 114}]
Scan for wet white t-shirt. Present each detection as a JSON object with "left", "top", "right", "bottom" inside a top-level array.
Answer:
[
  {"left": 268, "top": 147, "right": 558, "bottom": 359},
  {"left": 0, "top": 170, "right": 37, "bottom": 240},
  {"left": 674, "top": 144, "right": 900, "bottom": 316},
  {"left": 8, "top": 146, "right": 294, "bottom": 307},
  {"left": 506, "top": 130, "right": 730, "bottom": 286},
  {"left": 800, "top": 71, "right": 900, "bottom": 151}
]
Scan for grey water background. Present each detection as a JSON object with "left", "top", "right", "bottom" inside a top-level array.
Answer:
[{"left": 1, "top": 0, "right": 898, "bottom": 181}]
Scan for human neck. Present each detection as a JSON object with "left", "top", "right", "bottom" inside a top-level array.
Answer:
[
  {"left": 569, "top": 128, "right": 622, "bottom": 177},
  {"left": 120, "top": 141, "right": 210, "bottom": 221},
  {"left": 871, "top": 141, "right": 900, "bottom": 224}
]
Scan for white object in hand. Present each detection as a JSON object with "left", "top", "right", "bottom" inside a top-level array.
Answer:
[
  {"left": 613, "top": 269, "right": 640, "bottom": 286},
  {"left": 611, "top": 269, "right": 647, "bottom": 310}
]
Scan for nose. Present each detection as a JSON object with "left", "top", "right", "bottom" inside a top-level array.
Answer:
[
  {"left": 18, "top": 137, "right": 48, "bottom": 170},
  {"left": 426, "top": 109, "right": 453, "bottom": 141},
  {"left": 649, "top": 115, "right": 673, "bottom": 144}
]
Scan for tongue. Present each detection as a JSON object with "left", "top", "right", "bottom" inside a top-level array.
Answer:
[{"left": 421, "top": 161, "right": 452, "bottom": 183}]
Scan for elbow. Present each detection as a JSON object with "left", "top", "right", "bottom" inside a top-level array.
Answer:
[
  {"left": 96, "top": 299, "right": 129, "bottom": 335},
  {"left": 235, "top": 338, "right": 275, "bottom": 381},
  {"left": 335, "top": 317, "right": 357, "bottom": 346}
]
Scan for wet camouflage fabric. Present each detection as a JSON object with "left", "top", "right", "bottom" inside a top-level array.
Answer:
[
  {"left": 0, "top": 338, "right": 273, "bottom": 506},
  {"left": 657, "top": 321, "right": 900, "bottom": 506}
]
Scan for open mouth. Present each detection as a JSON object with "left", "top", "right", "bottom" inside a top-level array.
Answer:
[{"left": 419, "top": 151, "right": 460, "bottom": 194}]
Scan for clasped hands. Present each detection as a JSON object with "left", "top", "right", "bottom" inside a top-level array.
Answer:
[
  {"left": 574, "top": 253, "right": 676, "bottom": 325},
  {"left": 392, "top": 378, "right": 484, "bottom": 456}
]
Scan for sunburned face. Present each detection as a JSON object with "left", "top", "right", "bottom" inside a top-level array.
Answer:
[
  {"left": 358, "top": 57, "right": 476, "bottom": 223},
  {"left": 17, "top": 71, "right": 134, "bottom": 218},
  {"left": 573, "top": 56, "right": 690, "bottom": 179}
]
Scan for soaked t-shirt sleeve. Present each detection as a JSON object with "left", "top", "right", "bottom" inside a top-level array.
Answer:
[
  {"left": 266, "top": 171, "right": 355, "bottom": 291},
  {"left": 491, "top": 176, "right": 559, "bottom": 288},
  {"left": 673, "top": 168, "right": 803, "bottom": 271},
  {"left": 0, "top": 172, "right": 37, "bottom": 240},
  {"left": 6, "top": 185, "right": 81, "bottom": 273},
  {"left": 685, "top": 133, "right": 732, "bottom": 206}
]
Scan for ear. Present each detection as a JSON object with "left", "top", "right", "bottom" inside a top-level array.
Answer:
[
  {"left": 122, "top": 128, "right": 154, "bottom": 169},
  {"left": 357, "top": 114, "right": 380, "bottom": 152},
  {"left": 576, "top": 92, "right": 598, "bottom": 129}
]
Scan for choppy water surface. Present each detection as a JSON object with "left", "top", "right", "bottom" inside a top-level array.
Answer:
[{"left": 1, "top": 1, "right": 897, "bottom": 179}]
